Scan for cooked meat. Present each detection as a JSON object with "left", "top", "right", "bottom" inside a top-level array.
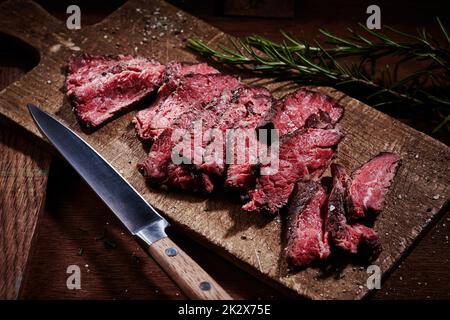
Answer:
[
  {"left": 65, "top": 54, "right": 165, "bottom": 127},
  {"left": 134, "top": 92, "right": 171, "bottom": 141},
  {"left": 165, "top": 86, "right": 242, "bottom": 192},
  {"left": 304, "top": 110, "right": 334, "bottom": 129},
  {"left": 196, "top": 86, "right": 273, "bottom": 188},
  {"left": 271, "top": 89, "right": 344, "bottom": 135},
  {"left": 224, "top": 130, "right": 261, "bottom": 190},
  {"left": 166, "top": 62, "right": 219, "bottom": 85},
  {"left": 137, "top": 128, "right": 174, "bottom": 185},
  {"left": 157, "top": 62, "right": 219, "bottom": 98},
  {"left": 140, "top": 86, "right": 273, "bottom": 192},
  {"left": 64, "top": 52, "right": 401, "bottom": 270},
  {"left": 242, "top": 128, "right": 343, "bottom": 214},
  {"left": 166, "top": 163, "right": 214, "bottom": 193},
  {"left": 286, "top": 181, "right": 330, "bottom": 268},
  {"left": 138, "top": 124, "right": 215, "bottom": 192},
  {"left": 326, "top": 164, "right": 382, "bottom": 261},
  {"left": 224, "top": 89, "right": 344, "bottom": 193},
  {"left": 134, "top": 64, "right": 221, "bottom": 141},
  {"left": 137, "top": 76, "right": 241, "bottom": 191},
  {"left": 346, "top": 224, "right": 382, "bottom": 260},
  {"left": 138, "top": 125, "right": 216, "bottom": 192},
  {"left": 348, "top": 152, "right": 401, "bottom": 219},
  {"left": 134, "top": 74, "right": 239, "bottom": 141}
]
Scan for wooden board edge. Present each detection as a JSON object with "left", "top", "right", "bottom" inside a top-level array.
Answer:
[{"left": 16, "top": 172, "right": 51, "bottom": 299}]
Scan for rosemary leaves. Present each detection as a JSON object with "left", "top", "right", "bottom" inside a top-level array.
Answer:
[{"left": 188, "top": 18, "right": 450, "bottom": 132}]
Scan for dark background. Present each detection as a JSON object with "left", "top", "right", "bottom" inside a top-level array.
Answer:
[
  {"left": 2, "top": 0, "right": 449, "bottom": 143},
  {"left": 0, "top": 0, "right": 448, "bottom": 300}
]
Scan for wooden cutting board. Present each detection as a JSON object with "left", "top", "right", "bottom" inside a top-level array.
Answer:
[{"left": 0, "top": 0, "right": 448, "bottom": 299}]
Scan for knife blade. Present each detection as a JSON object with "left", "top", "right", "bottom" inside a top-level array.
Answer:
[{"left": 27, "top": 103, "right": 231, "bottom": 300}]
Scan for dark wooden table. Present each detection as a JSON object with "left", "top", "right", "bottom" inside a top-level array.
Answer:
[{"left": 0, "top": 0, "right": 448, "bottom": 299}]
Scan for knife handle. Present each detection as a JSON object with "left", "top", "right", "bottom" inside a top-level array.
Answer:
[{"left": 148, "top": 237, "right": 232, "bottom": 300}]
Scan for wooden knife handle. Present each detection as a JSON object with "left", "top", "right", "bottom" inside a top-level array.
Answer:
[{"left": 148, "top": 237, "right": 232, "bottom": 300}]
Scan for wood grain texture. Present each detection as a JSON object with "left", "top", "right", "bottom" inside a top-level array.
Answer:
[
  {"left": 0, "top": 125, "right": 50, "bottom": 299},
  {"left": 0, "top": 0, "right": 448, "bottom": 299},
  {"left": 0, "top": 28, "right": 51, "bottom": 300},
  {"left": 148, "top": 237, "right": 232, "bottom": 299},
  {"left": 18, "top": 160, "right": 449, "bottom": 300},
  {"left": 19, "top": 160, "right": 278, "bottom": 300}
]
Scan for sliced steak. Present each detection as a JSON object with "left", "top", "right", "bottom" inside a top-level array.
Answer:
[
  {"left": 66, "top": 54, "right": 165, "bottom": 127},
  {"left": 138, "top": 125, "right": 215, "bottom": 192},
  {"left": 326, "top": 164, "right": 382, "bottom": 261},
  {"left": 134, "top": 64, "right": 221, "bottom": 141},
  {"left": 166, "top": 163, "right": 214, "bottom": 193},
  {"left": 197, "top": 86, "right": 273, "bottom": 186},
  {"left": 158, "top": 62, "right": 220, "bottom": 97},
  {"left": 134, "top": 92, "right": 172, "bottom": 141},
  {"left": 225, "top": 89, "right": 344, "bottom": 192},
  {"left": 271, "top": 89, "right": 344, "bottom": 135},
  {"left": 286, "top": 181, "right": 330, "bottom": 268},
  {"left": 224, "top": 129, "right": 263, "bottom": 191},
  {"left": 348, "top": 152, "right": 401, "bottom": 219},
  {"left": 242, "top": 128, "right": 343, "bottom": 214},
  {"left": 138, "top": 124, "right": 215, "bottom": 192},
  {"left": 166, "top": 62, "right": 219, "bottom": 84},
  {"left": 134, "top": 74, "right": 239, "bottom": 141},
  {"left": 137, "top": 128, "right": 173, "bottom": 184},
  {"left": 165, "top": 87, "right": 241, "bottom": 192},
  {"left": 137, "top": 76, "right": 241, "bottom": 191}
]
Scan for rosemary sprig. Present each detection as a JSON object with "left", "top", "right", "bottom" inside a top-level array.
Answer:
[{"left": 188, "top": 18, "right": 450, "bottom": 132}]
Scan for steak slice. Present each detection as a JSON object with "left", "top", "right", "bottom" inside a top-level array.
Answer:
[
  {"left": 65, "top": 54, "right": 165, "bottom": 127},
  {"left": 137, "top": 128, "right": 173, "bottom": 184},
  {"left": 348, "top": 152, "right": 401, "bottom": 219},
  {"left": 286, "top": 181, "right": 330, "bottom": 268},
  {"left": 225, "top": 89, "right": 344, "bottom": 192},
  {"left": 134, "top": 74, "right": 239, "bottom": 141},
  {"left": 197, "top": 86, "right": 273, "bottom": 184},
  {"left": 137, "top": 126, "right": 214, "bottom": 192},
  {"left": 137, "top": 77, "right": 241, "bottom": 191},
  {"left": 165, "top": 87, "right": 241, "bottom": 192},
  {"left": 271, "top": 89, "right": 344, "bottom": 135},
  {"left": 166, "top": 62, "right": 219, "bottom": 79},
  {"left": 167, "top": 163, "right": 214, "bottom": 193},
  {"left": 242, "top": 128, "right": 343, "bottom": 214},
  {"left": 158, "top": 62, "right": 220, "bottom": 98},
  {"left": 134, "top": 64, "right": 221, "bottom": 141},
  {"left": 223, "top": 130, "right": 262, "bottom": 190},
  {"left": 326, "top": 164, "right": 382, "bottom": 261}
]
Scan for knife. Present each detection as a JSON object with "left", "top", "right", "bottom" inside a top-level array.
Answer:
[{"left": 27, "top": 104, "right": 232, "bottom": 300}]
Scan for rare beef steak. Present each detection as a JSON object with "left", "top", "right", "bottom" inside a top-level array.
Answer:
[
  {"left": 242, "top": 128, "right": 343, "bottom": 214},
  {"left": 134, "top": 63, "right": 221, "bottom": 141},
  {"left": 348, "top": 153, "right": 401, "bottom": 219},
  {"left": 271, "top": 89, "right": 344, "bottom": 135},
  {"left": 286, "top": 181, "right": 330, "bottom": 268},
  {"left": 66, "top": 54, "right": 166, "bottom": 127},
  {"left": 326, "top": 164, "right": 382, "bottom": 261}
]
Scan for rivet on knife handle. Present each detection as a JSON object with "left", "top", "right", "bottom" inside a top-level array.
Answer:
[{"left": 147, "top": 237, "right": 232, "bottom": 300}]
